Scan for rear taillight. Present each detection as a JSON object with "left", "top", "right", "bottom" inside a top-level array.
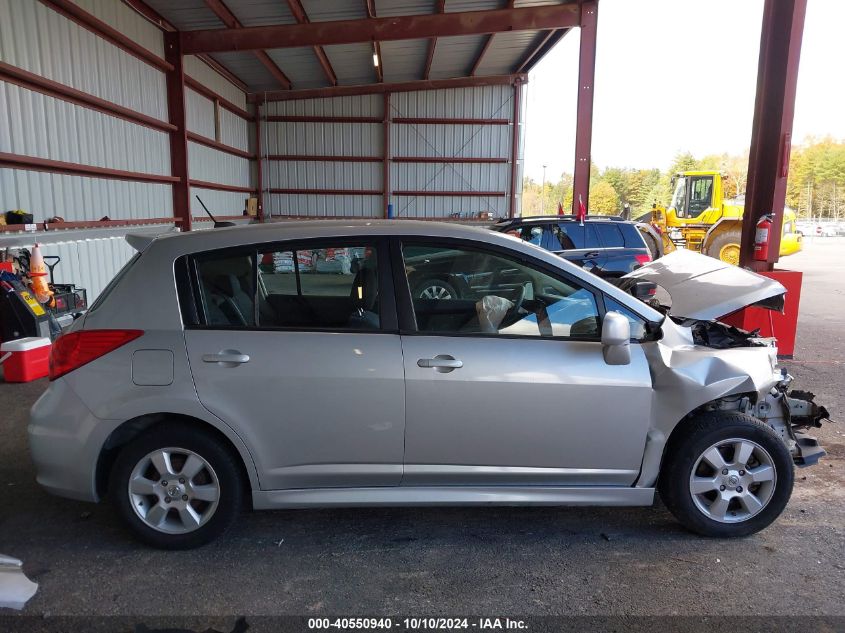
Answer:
[
  {"left": 49, "top": 329, "right": 143, "bottom": 380},
  {"left": 634, "top": 254, "right": 652, "bottom": 266}
]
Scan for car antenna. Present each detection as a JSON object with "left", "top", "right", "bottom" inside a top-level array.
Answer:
[{"left": 195, "top": 195, "right": 236, "bottom": 228}]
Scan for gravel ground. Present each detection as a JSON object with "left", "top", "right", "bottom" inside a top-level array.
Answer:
[{"left": 0, "top": 238, "right": 843, "bottom": 624}]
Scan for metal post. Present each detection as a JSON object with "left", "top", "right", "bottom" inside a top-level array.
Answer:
[
  {"left": 509, "top": 78, "right": 523, "bottom": 218},
  {"left": 571, "top": 0, "right": 598, "bottom": 214},
  {"left": 740, "top": 0, "right": 807, "bottom": 270},
  {"left": 383, "top": 91, "right": 391, "bottom": 218},
  {"left": 255, "top": 101, "right": 265, "bottom": 222},
  {"left": 164, "top": 32, "right": 191, "bottom": 230}
]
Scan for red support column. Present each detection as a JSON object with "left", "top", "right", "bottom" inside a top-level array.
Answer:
[
  {"left": 255, "top": 102, "right": 265, "bottom": 222},
  {"left": 164, "top": 32, "right": 191, "bottom": 231},
  {"left": 509, "top": 78, "right": 523, "bottom": 218},
  {"left": 571, "top": 0, "right": 598, "bottom": 214},
  {"left": 383, "top": 92, "right": 391, "bottom": 218},
  {"left": 740, "top": 0, "right": 807, "bottom": 270}
]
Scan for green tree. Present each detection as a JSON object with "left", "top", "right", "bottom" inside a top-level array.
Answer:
[{"left": 588, "top": 180, "right": 620, "bottom": 215}]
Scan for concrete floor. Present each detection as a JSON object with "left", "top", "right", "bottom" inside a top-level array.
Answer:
[{"left": 1, "top": 237, "right": 843, "bottom": 621}]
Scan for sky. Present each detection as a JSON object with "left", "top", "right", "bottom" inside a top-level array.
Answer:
[{"left": 522, "top": 0, "right": 845, "bottom": 182}]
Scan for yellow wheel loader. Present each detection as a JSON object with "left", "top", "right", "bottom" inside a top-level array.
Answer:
[{"left": 650, "top": 171, "right": 803, "bottom": 265}]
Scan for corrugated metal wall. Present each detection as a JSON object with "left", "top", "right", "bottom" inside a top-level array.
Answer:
[
  {"left": 0, "top": 0, "right": 251, "bottom": 300},
  {"left": 262, "top": 84, "right": 523, "bottom": 219}
]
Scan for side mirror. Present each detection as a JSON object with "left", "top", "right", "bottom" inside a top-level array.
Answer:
[{"left": 602, "top": 311, "right": 631, "bottom": 366}]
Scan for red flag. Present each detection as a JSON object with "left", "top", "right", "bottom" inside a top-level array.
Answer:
[
  {"left": 577, "top": 194, "right": 587, "bottom": 225},
  {"left": 557, "top": 201, "right": 564, "bottom": 216}
]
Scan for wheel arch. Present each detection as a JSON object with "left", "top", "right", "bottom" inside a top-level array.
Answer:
[
  {"left": 702, "top": 218, "right": 742, "bottom": 252},
  {"left": 95, "top": 412, "right": 257, "bottom": 505}
]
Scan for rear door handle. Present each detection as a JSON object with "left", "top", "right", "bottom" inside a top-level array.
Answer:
[
  {"left": 202, "top": 351, "right": 250, "bottom": 365},
  {"left": 584, "top": 251, "right": 601, "bottom": 258},
  {"left": 417, "top": 355, "right": 463, "bottom": 372}
]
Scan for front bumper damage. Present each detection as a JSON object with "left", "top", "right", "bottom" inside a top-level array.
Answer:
[{"left": 747, "top": 371, "right": 831, "bottom": 466}]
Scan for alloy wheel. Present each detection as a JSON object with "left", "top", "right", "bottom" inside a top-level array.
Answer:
[
  {"left": 689, "top": 438, "right": 777, "bottom": 523},
  {"left": 419, "top": 285, "right": 454, "bottom": 300},
  {"left": 128, "top": 447, "right": 221, "bottom": 534}
]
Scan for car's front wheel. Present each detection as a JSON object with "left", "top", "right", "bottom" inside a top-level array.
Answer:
[
  {"left": 659, "top": 411, "right": 794, "bottom": 537},
  {"left": 110, "top": 424, "right": 245, "bottom": 549}
]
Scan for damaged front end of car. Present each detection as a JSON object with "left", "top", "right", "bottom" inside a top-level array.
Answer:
[{"left": 622, "top": 250, "right": 833, "bottom": 478}]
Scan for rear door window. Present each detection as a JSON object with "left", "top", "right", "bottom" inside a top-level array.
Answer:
[
  {"left": 594, "top": 224, "right": 625, "bottom": 248},
  {"left": 557, "top": 223, "right": 585, "bottom": 249}
]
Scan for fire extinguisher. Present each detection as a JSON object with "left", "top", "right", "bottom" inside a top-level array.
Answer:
[{"left": 754, "top": 214, "right": 774, "bottom": 261}]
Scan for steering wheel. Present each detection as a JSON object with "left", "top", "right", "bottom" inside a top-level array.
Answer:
[{"left": 500, "top": 284, "right": 526, "bottom": 327}]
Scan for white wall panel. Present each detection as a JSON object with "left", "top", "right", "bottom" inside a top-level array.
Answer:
[
  {"left": 0, "top": 0, "right": 167, "bottom": 120},
  {"left": 1, "top": 81, "right": 170, "bottom": 174},
  {"left": 267, "top": 194, "right": 380, "bottom": 218},
  {"left": 186, "top": 87, "right": 216, "bottom": 138},
  {"left": 391, "top": 85, "right": 512, "bottom": 119},
  {"left": 264, "top": 121, "right": 381, "bottom": 156},
  {"left": 73, "top": 0, "right": 165, "bottom": 57},
  {"left": 392, "top": 195, "right": 506, "bottom": 219},
  {"left": 190, "top": 186, "right": 248, "bottom": 217},
  {"left": 393, "top": 123, "right": 511, "bottom": 159},
  {"left": 188, "top": 142, "right": 250, "bottom": 187},
  {"left": 265, "top": 95, "right": 382, "bottom": 118},
  {"left": 0, "top": 168, "right": 172, "bottom": 223},
  {"left": 183, "top": 55, "right": 247, "bottom": 110},
  {"left": 267, "top": 161, "right": 380, "bottom": 190},
  {"left": 220, "top": 107, "right": 250, "bottom": 151}
]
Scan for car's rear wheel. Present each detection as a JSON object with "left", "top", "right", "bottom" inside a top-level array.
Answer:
[
  {"left": 414, "top": 278, "right": 458, "bottom": 300},
  {"left": 110, "top": 424, "right": 244, "bottom": 549},
  {"left": 659, "top": 411, "right": 794, "bottom": 537}
]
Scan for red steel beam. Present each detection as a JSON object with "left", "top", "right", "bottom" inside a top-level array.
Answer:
[
  {"left": 571, "top": 1, "right": 598, "bottom": 214},
  {"left": 509, "top": 78, "right": 523, "bottom": 218},
  {"left": 423, "top": 0, "right": 446, "bottom": 80},
  {"left": 202, "top": 0, "right": 292, "bottom": 90},
  {"left": 740, "top": 0, "right": 807, "bottom": 270},
  {"left": 251, "top": 74, "right": 524, "bottom": 102},
  {"left": 121, "top": 0, "right": 250, "bottom": 93},
  {"left": 0, "top": 61, "right": 175, "bottom": 134},
  {"left": 286, "top": 0, "right": 338, "bottom": 86},
  {"left": 38, "top": 0, "right": 172, "bottom": 72},
  {"left": 383, "top": 92, "right": 391, "bottom": 218},
  {"left": 255, "top": 106, "right": 265, "bottom": 221},
  {"left": 267, "top": 155, "right": 383, "bottom": 162},
  {"left": 392, "top": 156, "right": 508, "bottom": 164},
  {"left": 189, "top": 180, "right": 256, "bottom": 194},
  {"left": 186, "top": 131, "right": 255, "bottom": 160},
  {"left": 0, "top": 217, "right": 181, "bottom": 234},
  {"left": 269, "top": 188, "right": 381, "bottom": 196},
  {"left": 184, "top": 76, "right": 253, "bottom": 120},
  {"left": 181, "top": 4, "right": 581, "bottom": 54},
  {"left": 0, "top": 152, "right": 179, "bottom": 184},
  {"left": 470, "top": 35, "right": 495, "bottom": 77},
  {"left": 164, "top": 32, "right": 192, "bottom": 231},
  {"left": 394, "top": 190, "right": 507, "bottom": 197},
  {"left": 265, "top": 115, "right": 382, "bottom": 123},
  {"left": 514, "top": 29, "right": 559, "bottom": 74},
  {"left": 393, "top": 117, "right": 509, "bottom": 125}
]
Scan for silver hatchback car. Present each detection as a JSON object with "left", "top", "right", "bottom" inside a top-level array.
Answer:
[{"left": 29, "top": 221, "right": 830, "bottom": 548}]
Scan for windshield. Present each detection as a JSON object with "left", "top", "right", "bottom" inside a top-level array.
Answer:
[{"left": 670, "top": 177, "right": 687, "bottom": 214}]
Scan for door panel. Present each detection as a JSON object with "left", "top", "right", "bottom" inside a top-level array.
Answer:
[
  {"left": 186, "top": 330, "right": 405, "bottom": 490},
  {"left": 400, "top": 335, "right": 652, "bottom": 486}
]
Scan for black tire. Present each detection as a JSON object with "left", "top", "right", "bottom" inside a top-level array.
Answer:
[
  {"left": 658, "top": 411, "right": 794, "bottom": 537},
  {"left": 413, "top": 278, "right": 458, "bottom": 300},
  {"left": 110, "top": 423, "right": 245, "bottom": 549},
  {"left": 705, "top": 230, "right": 742, "bottom": 264}
]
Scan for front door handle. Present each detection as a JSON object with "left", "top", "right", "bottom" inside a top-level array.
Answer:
[
  {"left": 202, "top": 350, "right": 250, "bottom": 365},
  {"left": 417, "top": 355, "right": 463, "bottom": 373},
  {"left": 584, "top": 251, "right": 601, "bottom": 259}
]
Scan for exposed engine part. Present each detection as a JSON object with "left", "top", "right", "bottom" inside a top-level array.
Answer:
[
  {"left": 673, "top": 316, "right": 770, "bottom": 349},
  {"left": 705, "top": 372, "right": 832, "bottom": 467}
]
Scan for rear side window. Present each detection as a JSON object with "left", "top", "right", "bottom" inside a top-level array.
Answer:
[
  {"left": 196, "top": 253, "right": 256, "bottom": 327},
  {"left": 257, "top": 245, "right": 380, "bottom": 330},
  {"left": 594, "top": 224, "right": 625, "bottom": 248},
  {"left": 557, "top": 223, "right": 585, "bottom": 248}
]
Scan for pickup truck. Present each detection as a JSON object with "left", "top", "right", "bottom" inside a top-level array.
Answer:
[{"left": 491, "top": 215, "right": 659, "bottom": 278}]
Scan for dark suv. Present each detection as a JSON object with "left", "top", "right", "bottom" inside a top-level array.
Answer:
[{"left": 491, "top": 215, "right": 658, "bottom": 278}]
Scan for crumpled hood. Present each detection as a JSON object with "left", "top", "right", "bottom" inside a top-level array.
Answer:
[{"left": 622, "top": 249, "right": 786, "bottom": 320}]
